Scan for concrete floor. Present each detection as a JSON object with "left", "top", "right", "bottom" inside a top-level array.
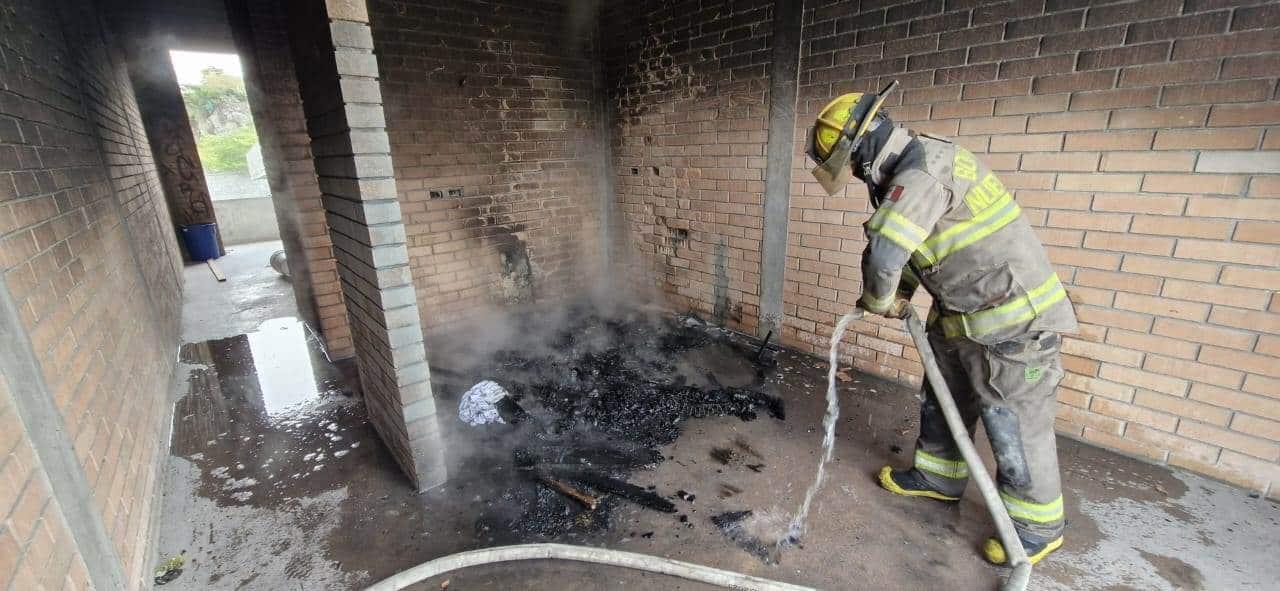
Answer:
[{"left": 154, "top": 243, "right": 1280, "bottom": 590}]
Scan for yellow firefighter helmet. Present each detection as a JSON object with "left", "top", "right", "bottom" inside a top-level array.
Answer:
[{"left": 808, "top": 80, "right": 899, "bottom": 196}]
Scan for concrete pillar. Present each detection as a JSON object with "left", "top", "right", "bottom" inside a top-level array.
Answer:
[
  {"left": 286, "top": 0, "right": 446, "bottom": 490},
  {"left": 758, "top": 0, "right": 806, "bottom": 339},
  {"left": 126, "top": 38, "right": 224, "bottom": 258}
]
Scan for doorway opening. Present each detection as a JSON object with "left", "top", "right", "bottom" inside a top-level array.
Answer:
[{"left": 170, "top": 50, "right": 282, "bottom": 247}]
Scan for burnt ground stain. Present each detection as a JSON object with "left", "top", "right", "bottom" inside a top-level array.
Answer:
[
  {"left": 710, "top": 441, "right": 767, "bottom": 473},
  {"left": 710, "top": 447, "right": 736, "bottom": 465},
  {"left": 446, "top": 302, "right": 784, "bottom": 540},
  {"left": 1137, "top": 550, "right": 1206, "bottom": 591},
  {"left": 711, "top": 510, "right": 779, "bottom": 565}
]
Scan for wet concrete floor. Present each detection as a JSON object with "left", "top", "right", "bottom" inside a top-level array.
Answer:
[{"left": 156, "top": 252, "right": 1280, "bottom": 590}]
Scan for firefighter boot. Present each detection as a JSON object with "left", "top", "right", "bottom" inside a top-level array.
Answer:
[
  {"left": 981, "top": 534, "right": 1064, "bottom": 566},
  {"left": 877, "top": 466, "right": 960, "bottom": 503}
]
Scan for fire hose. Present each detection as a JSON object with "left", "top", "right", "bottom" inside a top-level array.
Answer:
[
  {"left": 903, "top": 307, "right": 1032, "bottom": 591},
  {"left": 363, "top": 543, "right": 815, "bottom": 591},
  {"left": 367, "top": 310, "right": 1029, "bottom": 591}
]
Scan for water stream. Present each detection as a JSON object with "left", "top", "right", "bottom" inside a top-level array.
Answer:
[{"left": 779, "top": 310, "right": 858, "bottom": 548}]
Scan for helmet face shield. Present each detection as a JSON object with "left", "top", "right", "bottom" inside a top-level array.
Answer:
[{"left": 810, "top": 124, "right": 857, "bottom": 196}]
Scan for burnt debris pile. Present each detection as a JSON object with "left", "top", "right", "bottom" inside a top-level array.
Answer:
[{"left": 454, "top": 301, "right": 784, "bottom": 540}]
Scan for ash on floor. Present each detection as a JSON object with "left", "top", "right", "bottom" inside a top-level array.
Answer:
[{"left": 428, "top": 300, "right": 785, "bottom": 541}]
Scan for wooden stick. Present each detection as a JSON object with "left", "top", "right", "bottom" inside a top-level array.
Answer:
[
  {"left": 537, "top": 475, "right": 599, "bottom": 510},
  {"left": 206, "top": 259, "right": 226, "bottom": 282}
]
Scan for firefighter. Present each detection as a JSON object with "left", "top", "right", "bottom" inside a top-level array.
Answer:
[{"left": 807, "top": 81, "right": 1077, "bottom": 565}]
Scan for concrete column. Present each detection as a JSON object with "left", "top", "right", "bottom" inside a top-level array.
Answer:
[
  {"left": 286, "top": 0, "right": 446, "bottom": 490},
  {"left": 758, "top": 0, "right": 806, "bottom": 339},
  {"left": 126, "top": 39, "right": 224, "bottom": 258}
]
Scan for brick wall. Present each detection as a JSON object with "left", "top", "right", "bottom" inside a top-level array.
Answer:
[
  {"left": 369, "top": 0, "right": 607, "bottom": 329},
  {"left": 602, "top": 0, "right": 775, "bottom": 334},
  {"left": 1, "top": 0, "right": 184, "bottom": 586},
  {"left": 231, "top": 0, "right": 354, "bottom": 357},
  {"left": 0, "top": 374, "right": 94, "bottom": 590},
  {"left": 788, "top": 0, "right": 1280, "bottom": 496}
]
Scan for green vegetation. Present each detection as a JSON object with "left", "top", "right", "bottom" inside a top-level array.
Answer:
[
  {"left": 195, "top": 125, "right": 257, "bottom": 173},
  {"left": 181, "top": 68, "right": 247, "bottom": 125},
  {"left": 180, "top": 67, "right": 258, "bottom": 172}
]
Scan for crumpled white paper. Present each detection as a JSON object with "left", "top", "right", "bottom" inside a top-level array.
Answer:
[{"left": 458, "top": 380, "right": 510, "bottom": 426}]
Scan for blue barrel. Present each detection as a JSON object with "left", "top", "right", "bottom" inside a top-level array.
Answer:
[{"left": 180, "top": 223, "right": 221, "bottom": 261}]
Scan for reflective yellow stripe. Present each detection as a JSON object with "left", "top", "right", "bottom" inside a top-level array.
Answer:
[
  {"left": 860, "top": 289, "right": 896, "bottom": 313},
  {"left": 867, "top": 207, "right": 929, "bottom": 253},
  {"left": 914, "top": 450, "right": 970, "bottom": 480},
  {"left": 912, "top": 191, "right": 1021, "bottom": 268},
  {"left": 940, "top": 274, "right": 1068, "bottom": 338},
  {"left": 898, "top": 266, "right": 921, "bottom": 296},
  {"left": 1000, "top": 492, "right": 1064, "bottom": 524}
]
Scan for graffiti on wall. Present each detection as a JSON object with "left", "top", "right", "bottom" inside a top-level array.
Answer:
[{"left": 152, "top": 114, "right": 215, "bottom": 225}]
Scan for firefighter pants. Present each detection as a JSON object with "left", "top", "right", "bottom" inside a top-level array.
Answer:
[{"left": 910, "top": 328, "right": 1065, "bottom": 544}]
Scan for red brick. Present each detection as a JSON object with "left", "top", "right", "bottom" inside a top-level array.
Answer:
[
  {"left": 1250, "top": 177, "right": 1280, "bottom": 198},
  {"left": 1129, "top": 423, "right": 1222, "bottom": 464},
  {"left": 1033, "top": 70, "right": 1117, "bottom": 95},
  {"left": 1232, "top": 4, "right": 1280, "bottom": 31},
  {"left": 958, "top": 116, "right": 1027, "bottom": 135},
  {"left": 1209, "top": 103, "right": 1280, "bottom": 127},
  {"left": 1110, "top": 106, "right": 1210, "bottom": 129},
  {"left": 1074, "top": 268, "right": 1163, "bottom": 294},
  {"left": 1130, "top": 216, "right": 1233, "bottom": 239},
  {"left": 931, "top": 100, "right": 995, "bottom": 120},
  {"left": 1245, "top": 374, "right": 1280, "bottom": 399},
  {"left": 1146, "top": 354, "right": 1245, "bottom": 389},
  {"left": 1040, "top": 26, "right": 1126, "bottom": 54},
  {"left": 1071, "top": 88, "right": 1159, "bottom": 112},
  {"left": 1101, "top": 364, "right": 1187, "bottom": 397},
  {"left": 1108, "top": 328, "right": 1200, "bottom": 359},
  {"left": 1178, "top": 420, "right": 1278, "bottom": 461},
  {"left": 1115, "top": 292, "right": 1210, "bottom": 321},
  {"left": 1163, "top": 278, "right": 1272, "bottom": 310},
  {"left": 1127, "top": 12, "right": 1231, "bottom": 44},
  {"left": 1222, "top": 55, "right": 1280, "bottom": 80},
  {"left": 998, "top": 55, "right": 1076, "bottom": 80},
  {"left": 1057, "top": 405, "right": 1125, "bottom": 436},
  {"left": 962, "top": 79, "right": 1032, "bottom": 100},
  {"left": 1143, "top": 174, "right": 1246, "bottom": 195},
  {"left": 1055, "top": 174, "right": 1142, "bottom": 192},
  {"left": 1209, "top": 306, "right": 1280, "bottom": 334},
  {"left": 1135, "top": 391, "right": 1232, "bottom": 426},
  {"left": 970, "top": 39, "right": 1040, "bottom": 65},
  {"left": 1220, "top": 265, "right": 1280, "bottom": 289},
  {"left": 1027, "top": 111, "right": 1109, "bottom": 133},
  {"left": 1119, "top": 60, "right": 1219, "bottom": 88},
  {"left": 1064, "top": 372, "right": 1137, "bottom": 401},
  {"left": 1201, "top": 346, "right": 1280, "bottom": 379},
  {"left": 1091, "top": 397, "right": 1178, "bottom": 431},
  {"left": 1063, "top": 130, "right": 1154, "bottom": 151},
  {"left": 1153, "top": 128, "right": 1262, "bottom": 150},
  {"left": 1176, "top": 239, "right": 1280, "bottom": 266},
  {"left": 1154, "top": 317, "right": 1256, "bottom": 351},
  {"left": 1083, "top": 231, "right": 1175, "bottom": 256},
  {"left": 1172, "top": 29, "right": 1280, "bottom": 60},
  {"left": 1190, "top": 197, "right": 1280, "bottom": 221},
  {"left": 1100, "top": 152, "right": 1196, "bottom": 172},
  {"left": 1191, "top": 383, "right": 1280, "bottom": 421},
  {"left": 1092, "top": 194, "right": 1185, "bottom": 215},
  {"left": 1084, "top": 0, "right": 1180, "bottom": 27},
  {"left": 1022, "top": 152, "right": 1099, "bottom": 172},
  {"left": 1063, "top": 337, "right": 1145, "bottom": 367},
  {"left": 1163, "top": 80, "right": 1274, "bottom": 107},
  {"left": 995, "top": 94, "right": 1071, "bottom": 116},
  {"left": 1078, "top": 42, "right": 1170, "bottom": 71}
]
